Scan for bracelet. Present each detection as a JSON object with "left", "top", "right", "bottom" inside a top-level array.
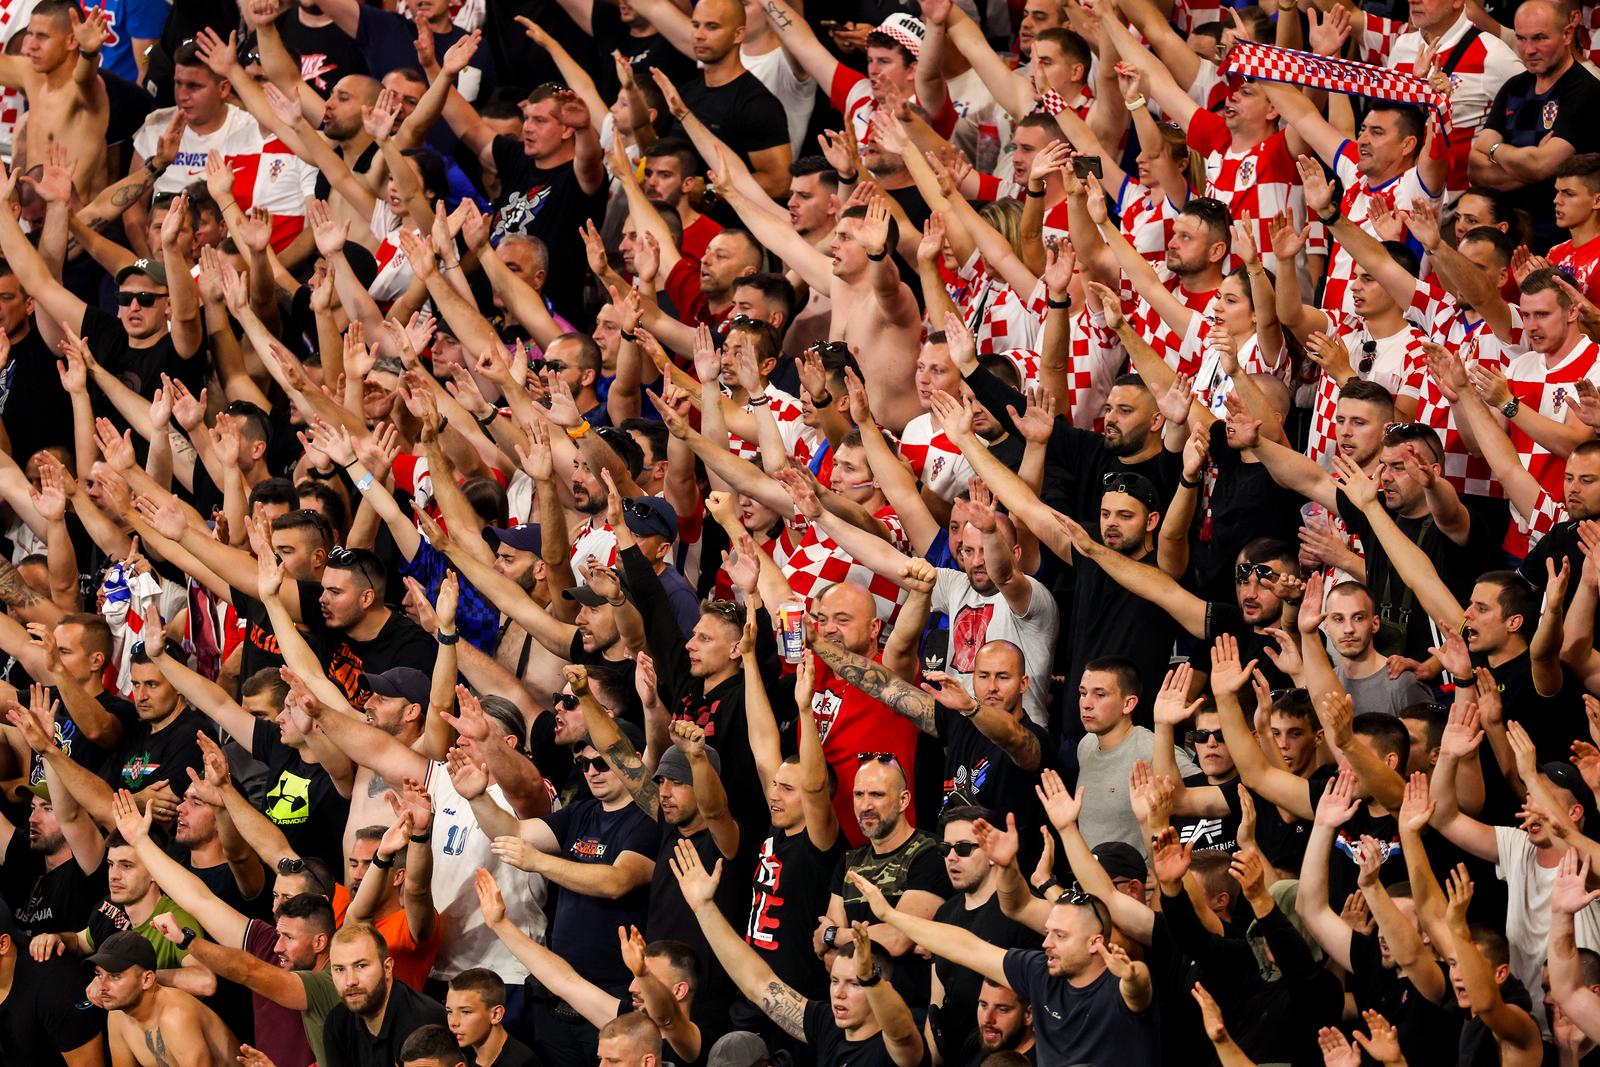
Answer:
[
  {"left": 567, "top": 419, "right": 592, "bottom": 440},
  {"left": 355, "top": 472, "right": 375, "bottom": 493},
  {"left": 1025, "top": 185, "right": 1046, "bottom": 199},
  {"left": 1035, "top": 877, "right": 1061, "bottom": 894},
  {"left": 748, "top": 393, "right": 770, "bottom": 406},
  {"left": 866, "top": 248, "right": 888, "bottom": 261},
  {"left": 1179, "top": 472, "right": 1203, "bottom": 488},
  {"left": 837, "top": 171, "right": 858, "bottom": 184},
  {"left": 1316, "top": 205, "right": 1341, "bottom": 226},
  {"left": 409, "top": 831, "right": 432, "bottom": 843},
  {"left": 812, "top": 390, "right": 834, "bottom": 408},
  {"left": 607, "top": 597, "right": 626, "bottom": 608},
  {"left": 620, "top": 329, "right": 638, "bottom": 342},
  {"left": 146, "top": 157, "right": 167, "bottom": 177},
  {"left": 959, "top": 700, "right": 980, "bottom": 719},
  {"left": 438, "top": 630, "right": 460, "bottom": 645},
  {"left": 1047, "top": 295, "right": 1072, "bottom": 310},
  {"left": 441, "top": 261, "right": 460, "bottom": 271},
  {"left": 371, "top": 853, "right": 396, "bottom": 870},
  {"left": 1125, "top": 94, "right": 1147, "bottom": 111},
  {"left": 475, "top": 408, "right": 499, "bottom": 428}
]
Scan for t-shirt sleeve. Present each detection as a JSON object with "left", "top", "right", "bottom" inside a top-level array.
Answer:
[
  {"left": 905, "top": 843, "right": 953, "bottom": 897},
  {"left": 37, "top": 963, "right": 107, "bottom": 1054},
  {"left": 1552, "top": 78, "right": 1599, "bottom": 145},
  {"left": 802, "top": 997, "right": 830, "bottom": 1046},
  {"left": 615, "top": 810, "right": 661, "bottom": 859},
  {"left": 541, "top": 806, "right": 573, "bottom": 843},
  {"left": 1001, "top": 947, "right": 1044, "bottom": 998},
  {"left": 1485, "top": 80, "right": 1514, "bottom": 136},
  {"left": 1186, "top": 108, "right": 1229, "bottom": 155},
  {"left": 739, "top": 83, "right": 791, "bottom": 153},
  {"left": 251, "top": 717, "right": 293, "bottom": 765},
  {"left": 1174, "top": 745, "right": 1201, "bottom": 778}
]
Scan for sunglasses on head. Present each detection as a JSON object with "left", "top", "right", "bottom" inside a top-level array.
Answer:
[
  {"left": 117, "top": 291, "right": 163, "bottom": 308},
  {"left": 1358, "top": 339, "right": 1377, "bottom": 375},
  {"left": 622, "top": 498, "right": 656, "bottom": 522},
  {"left": 576, "top": 756, "right": 610, "bottom": 773},
  {"left": 327, "top": 547, "right": 357, "bottom": 566},
  {"left": 1059, "top": 889, "right": 1098, "bottom": 906},
  {"left": 1235, "top": 563, "right": 1277, "bottom": 584},
  {"left": 1383, "top": 421, "right": 1434, "bottom": 445},
  {"left": 277, "top": 856, "right": 307, "bottom": 875},
  {"left": 1190, "top": 728, "right": 1224, "bottom": 744},
  {"left": 857, "top": 752, "right": 899, "bottom": 765},
  {"left": 938, "top": 841, "right": 981, "bottom": 857}
]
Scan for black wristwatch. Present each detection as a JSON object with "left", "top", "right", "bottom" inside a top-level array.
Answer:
[
  {"left": 1501, "top": 396, "right": 1521, "bottom": 419},
  {"left": 1179, "top": 472, "right": 1204, "bottom": 489},
  {"left": 822, "top": 925, "right": 840, "bottom": 949},
  {"left": 859, "top": 964, "right": 884, "bottom": 987},
  {"left": 178, "top": 926, "right": 197, "bottom": 950},
  {"left": 371, "top": 853, "right": 396, "bottom": 870}
]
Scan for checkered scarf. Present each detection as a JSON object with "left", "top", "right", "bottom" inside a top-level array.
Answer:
[{"left": 1224, "top": 40, "right": 1451, "bottom": 142}]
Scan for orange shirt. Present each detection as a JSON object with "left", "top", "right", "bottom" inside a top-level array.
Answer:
[{"left": 331, "top": 882, "right": 441, "bottom": 991}]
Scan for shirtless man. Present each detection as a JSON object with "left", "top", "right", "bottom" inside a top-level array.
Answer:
[
  {"left": 0, "top": 2, "right": 110, "bottom": 197},
  {"left": 87, "top": 930, "right": 239, "bottom": 1067},
  {"left": 717, "top": 170, "right": 921, "bottom": 430}
]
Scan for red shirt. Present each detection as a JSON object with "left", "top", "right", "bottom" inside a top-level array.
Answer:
[
  {"left": 810, "top": 652, "right": 922, "bottom": 847},
  {"left": 681, "top": 213, "right": 724, "bottom": 262},
  {"left": 1550, "top": 233, "right": 1600, "bottom": 305}
]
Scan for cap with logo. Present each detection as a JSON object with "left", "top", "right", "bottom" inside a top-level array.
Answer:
[
  {"left": 114, "top": 258, "right": 169, "bottom": 288},
  {"left": 874, "top": 13, "right": 926, "bottom": 58},
  {"left": 485, "top": 523, "right": 543, "bottom": 555},
  {"left": 362, "top": 666, "right": 432, "bottom": 708}
]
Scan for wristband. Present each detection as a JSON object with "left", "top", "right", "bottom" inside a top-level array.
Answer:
[
  {"left": 1125, "top": 94, "right": 1148, "bottom": 111},
  {"left": 355, "top": 472, "right": 375, "bottom": 494},
  {"left": 475, "top": 408, "right": 499, "bottom": 428},
  {"left": 567, "top": 419, "right": 592, "bottom": 440},
  {"left": 1035, "top": 877, "right": 1060, "bottom": 895},
  {"left": 1179, "top": 472, "right": 1203, "bottom": 489},
  {"left": 812, "top": 390, "right": 834, "bottom": 408},
  {"left": 858, "top": 964, "right": 884, "bottom": 988},
  {"left": 866, "top": 248, "right": 888, "bottom": 261},
  {"left": 748, "top": 393, "right": 770, "bottom": 406},
  {"left": 437, "top": 630, "right": 460, "bottom": 645},
  {"left": 371, "top": 853, "right": 396, "bottom": 870},
  {"left": 620, "top": 329, "right": 638, "bottom": 343},
  {"left": 1025, "top": 185, "right": 1046, "bottom": 199},
  {"left": 836, "top": 171, "right": 858, "bottom": 184},
  {"left": 1316, "top": 203, "right": 1341, "bottom": 227},
  {"left": 1046, "top": 295, "right": 1072, "bottom": 310},
  {"left": 146, "top": 157, "right": 166, "bottom": 177},
  {"left": 307, "top": 466, "right": 339, "bottom": 481},
  {"left": 409, "top": 831, "right": 432, "bottom": 843}
]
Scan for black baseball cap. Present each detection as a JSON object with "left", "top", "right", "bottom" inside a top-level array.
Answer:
[
  {"left": 622, "top": 496, "right": 678, "bottom": 541},
  {"left": 1101, "top": 471, "right": 1160, "bottom": 513},
  {"left": 84, "top": 930, "right": 158, "bottom": 973},
  {"left": 485, "top": 523, "right": 542, "bottom": 555},
  {"left": 1541, "top": 761, "right": 1597, "bottom": 825},
  {"left": 363, "top": 667, "right": 431, "bottom": 707},
  {"left": 1091, "top": 841, "right": 1148, "bottom": 882}
]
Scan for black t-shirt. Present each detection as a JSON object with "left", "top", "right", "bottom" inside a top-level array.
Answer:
[
  {"left": 673, "top": 71, "right": 789, "bottom": 162},
  {"left": 1347, "top": 929, "right": 1462, "bottom": 1066},
  {"left": 747, "top": 827, "right": 847, "bottom": 999},
  {"left": 489, "top": 140, "right": 607, "bottom": 323},
  {"left": 80, "top": 304, "right": 203, "bottom": 400},
  {"left": 322, "top": 977, "right": 447, "bottom": 1067},
  {"left": 29, "top": 689, "right": 138, "bottom": 786},
  {"left": 645, "top": 820, "right": 749, "bottom": 1021},
  {"left": 933, "top": 704, "right": 1054, "bottom": 868},
  {"left": 1487, "top": 61, "right": 1600, "bottom": 249},
  {"left": 543, "top": 797, "right": 658, "bottom": 993},
  {"left": 1204, "top": 420, "right": 1306, "bottom": 600},
  {"left": 592, "top": 14, "right": 696, "bottom": 99},
  {"left": 252, "top": 717, "right": 350, "bottom": 872},
  {"left": 1226, "top": 782, "right": 1310, "bottom": 875},
  {"left": 477, "top": 1035, "right": 546, "bottom": 1067},
  {"left": 0, "top": 952, "right": 106, "bottom": 1066},
  {"left": 0, "top": 324, "right": 73, "bottom": 462},
  {"left": 1487, "top": 650, "right": 1587, "bottom": 763},
  {"left": 1335, "top": 489, "right": 1498, "bottom": 661},
  {"left": 276, "top": 10, "right": 370, "bottom": 95},
  {"left": 931, "top": 894, "right": 1039, "bottom": 1061},
  {"left": 111, "top": 708, "right": 208, "bottom": 795},
  {"left": 832, "top": 830, "right": 951, "bottom": 1009},
  {"left": 1067, "top": 550, "right": 1181, "bottom": 730},
  {"left": 1175, "top": 771, "right": 1241, "bottom": 853},
  {"left": 1306, "top": 765, "right": 1403, "bottom": 906},
  {"left": 233, "top": 580, "right": 336, "bottom": 683},
  {"left": 803, "top": 998, "right": 898, "bottom": 1067},
  {"left": 1185, "top": 602, "right": 1294, "bottom": 691},
  {"left": 0, "top": 828, "right": 105, "bottom": 938},
  {"left": 1001, "top": 949, "right": 1160, "bottom": 1066},
  {"left": 311, "top": 611, "right": 439, "bottom": 708}
]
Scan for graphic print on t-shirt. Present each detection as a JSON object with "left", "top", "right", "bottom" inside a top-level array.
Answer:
[
  {"left": 949, "top": 603, "right": 996, "bottom": 672},
  {"left": 747, "top": 837, "right": 786, "bottom": 951},
  {"left": 945, "top": 758, "right": 991, "bottom": 807},
  {"left": 120, "top": 751, "right": 160, "bottom": 790},
  {"left": 266, "top": 771, "right": 313, "bottom": 826}
]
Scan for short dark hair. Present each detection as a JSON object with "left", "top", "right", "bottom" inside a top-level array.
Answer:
[
  {"left": 57, "top": 612, "right": 112, "bottom": 660},
  {"left": 295, "top": 484, "right": 349, "bottom": 535},
  {"left": 326, "top": 546, "right": 386, "bottom": 597},
  {"left": 790, "top": 155, "right": 841, "bottom": 192},
  {"left": 1556, "top": 152, "right": 1600, "bottom": 193},
  {"left": 938, "top": 804, "right": 1000, "bottom": 832},
  {"left": 733, "top": 272, "right": 798, "bottom": 324},
  {"left": 1477, "top": 571, "right": 1540, "bottom": 634},
  {"left": 1337, "top": 378, "right": 1396, "bottom": 416},
  {"left": 595, "top": 426, "right": 645, "bottom": 479},
  {"left": 1180, "top": 197, "right": 1233, "bottom": 248},
  {"left": 400, "top": 1024, "right": 467, "bottom": 1066},
  {"left": 619, "top": 417, "right": 669, "bottom": 465},
  {"left": 249, "top": 477, "right": 299, "bottom": 512},
  {"left": 586, "top": 661, "right": 643, "bottom": 723},
  {"left": 1240, "top": 536, "right": 1297, "bottom": 572},
  {"left": 841, "top": 204, "right": 899, "bottom": 255},
  {"left": 172, "top": 39, "right": 224, "bottom": 78},
  {"left": 1367, "top": 104, "right": 1426, "bottom": 151},
  {"left": 1458, "top": 226, "right": 1516, "bottom": 268},
  {"left": 1082, "top": 657, "right": 1140, "bottom": 698},
  {"left": 1353, "top": 712, "right": 1410, "bottom": 769},
  {"left": 276, "top": 892, "right": 336, "bottom": 936},
  {"left": 645, "top": 940, "right": 700, "bottom": 995},
  {"left": 1380, "top": 240, "right": 1421, "bottom": 279},
  {"left": 864, "top": 30, "right": 916, "bottom": 65},
  {"left": 241, "top": 668, "right": 289, "bottom": 710},
  {"left": 644, "top": 137, "right": 703, "bottom": 177},
  {"left": 271, "top": 509, "right": 333, "bottom": 549},
  {"left": 1523, "top": 267, "right": 1576, "bottom": 305},
  {"left": 450, "top": 967, "right": 507, "bottom": 1007},
  {"left": 1035, "top": 26, "right": 1091, "bottom": 68}
]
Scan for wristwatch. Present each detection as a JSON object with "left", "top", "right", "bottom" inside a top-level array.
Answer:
[
  {"left": 178, "top": 927, "right": 197, "bottom": 950},
  {"left": 1501, "top": 395, "right": 1521, "bottom": 419},
  {"left": 859, "top": 964, "right": 884, "bottom": 988},
  {"left": 822, "top": 925, "right": 840, "bottom": 949}
]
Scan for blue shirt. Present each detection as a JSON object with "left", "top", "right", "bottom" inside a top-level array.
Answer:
[{"left": 98, "top": 0, "right": 172, "bottom": 83}]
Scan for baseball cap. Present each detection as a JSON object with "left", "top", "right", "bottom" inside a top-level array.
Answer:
[
  {"left": 707, "top": 1031, "right": 770, "bottom": 1067},
  {"left": 1090, "top": 841, "right": 1147, "bottom": 883},
  {"left": 341, "top": 242, "right": 379, "bottom": 290},
  {"left": 622, "top": 496, "right": 678, "bottom": 542},
  {"left": 84, "top": 930, "right": 158, "bottom": 973},
  {"left": 1101, "top": 471, "right": 1160, "bottom": 513},
  {"left": 1541, "top": 761, "right": 1597, "bottom": 824},
  {"left": 114, "top": 258, "right": 169, "bottom": 288},
  {"left": 655, "top": 744, "right": 721, "bottom": 785},
  {"left": 563, "top": 583, "right": 627, "bottom": 607},
  {"left": 485, "top": 523, "right": 542, "bottom": 555},
  {"left": 874, "top": 13, "right": 926, "bottom": 58},
  {"left": 363, "top": 666, "right": 432, "bottom": 707},
  {"left": 0, "top": 897, "right": 17, "bottom": 940}
]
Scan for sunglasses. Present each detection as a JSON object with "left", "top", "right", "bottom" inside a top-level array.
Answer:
[
  {"left": 857, "top": 752, "right": 899, "bottom": 765},
  {"left": 576, "top": 756, "right": 610, "bottom": 773},
  {"left": 1383, "top": 421, "right": 1435, "bottom": 445},
  {"left": 1358, "top": 339, "right": 1377, "bottom": 375},
  {"left": 117, "top": 291, "right": 164, "bottom": 308},
  {"left": 552, "top": 693, "right": 579, "bottom": 711},
  {"left": 938, "top": 841, "right": 981, "bottom": 857},
  {"left": 277, "top": 856, "right": 307, "bottom": 875},
  {"left": 622, "top": 498, "right": 656, "bottom": 522},
  {"left": 328, "top": 547, "right": 357, "bottom": 566},
  {"left": 1059, "top": 889, "right": 1098, "bottom": 906},
  {"left": 1190, "top": 728, "right": 1224, "bottom": 744},
  {"left": 1234, "top": 563, "right": 1277, "bottom": 584}
]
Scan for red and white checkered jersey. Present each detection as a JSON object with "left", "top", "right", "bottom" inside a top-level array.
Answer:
[
  {"left": 1186, "top": 57, "right": 1235, "bottom": 112},
  {"left": 1550, "top": 234, "right": 1600, "bottom": 305},
  {"left": 727, "top": 385, "right": 823, "bottom": 466},
  {"left": 570, "top": 518, "right": 619, "bottom": 574},
  {"left": 1505, "top": 339, "right": 1600, "bottom": 517},
  {"left": 829, "top": 67, "right": 956, "bottom": 143},
  {"left": 780, "top": 507, "right": 911, "bottom": 621},
  {"left": 133, "top": 105, "right": 318, "bottom": 252},
  {"left": 1405, "top": 277, "right": 1520, "bottom": 497},
  {"left": 899, "top": 412, "right": 975, "bottom": 501},
  {"left": 1174, "top": 0, "right": 1224, "bottom": 37},
  {"left": 1117, "top": 179, "right": 1182, "bottom": 267},
  {"left": 0, "top": 0, "right": 43, "bottom": 158},
  {"left": 1521, "top": 487, "right": 1567, "bottom": 548},
  {"left": 1118, "top": 271, "right": 1218, "bottom": 376},
  {"left": 1322, "top": 141, "right": 1443, "bottom": 314},
  {"left": 1307, "top": 313, "right": 1429, "bottom": 467},
  {"left": 958, "top": 255, "right": 1047, "bottom": 357},
  {"left": 1180, "top": 317, "right": 1290, "bottom": 417},
  {"left": 1186, "top": 110, "right": 1303, "bottom": 276},
  {"left": 1061, "top": 308, "right": 1124, "bottom": 430},
  {"left": 1359, "top": 13, "right": 1525, "bottom": 191}
]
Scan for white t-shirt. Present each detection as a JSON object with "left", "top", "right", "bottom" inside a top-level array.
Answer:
[
  {"left": 931, "top": 567, "right": 1060, "bottom": 726},
  {"left": 741, "top": 46, "right": 815, "bottom": 156},
  {"left": 424, "top": 764, "right": 552, "bottom": 982},
  {"left": 1495, "top": 824, "right": 1600, "bottom": 1031}
]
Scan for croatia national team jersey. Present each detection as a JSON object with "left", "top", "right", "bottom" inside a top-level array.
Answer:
[
  {"left": 829, "top": 67, "right": 957, "bottom": 143},
  {"left": 1307, "top": 313, "right": 1428, "bottom": 468},
  {"left": 1186, "top": 110, "right": 1303, "bottom": 276},
  {"left": 1359, "top": 13, "right": 1525, "bottom": 192},
  {"left": 1550, "top": 234, "right": 1600, "bottom": 305},
  {"left": 781, "top": 507, "right": 911, "bottom": 622},
  {"left": 1061, "top": 307, "right": 1125, "bottom": 430},
  {"left": 1322, "top": 141, "right": 1442, "bottom": 314},
  {"left": 1118, "top": 271, "right": 1218, "bottom": 376},
  {"left": 133, "top": 104, "right": 318, "bottom": 252},
  {"left": 728, "top": 385, "right": 822, "bottom": 466},
  {"left": 1505, "top": 340, "right": 1600, "bottom": 528},
  {"left": 1117, "top": 179, "right": 1183, "bottom": 267},
  {"left": 1179, "top": 317, "right": 1290, "bottom": 417}
]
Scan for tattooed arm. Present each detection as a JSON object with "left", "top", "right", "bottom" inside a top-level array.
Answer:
[
  {"left": 0, "top": 556, "right": 64, "bottom": 625},
  {"left": 809, "top": 635, "right": 938, "bottom": 736},
  {"left": 687, "top": 880, "right": 811, "bottom": 1040},
  {"left": 577, "top": 674, "right": 660, "bottom": 818}
]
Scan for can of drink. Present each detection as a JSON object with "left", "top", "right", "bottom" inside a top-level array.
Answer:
[
  {"left": 779, "top": 600, "right": 806, "bottom": 663},
  {"left": 1301, "top": 501, "right": 1328, "bottom": 527}
]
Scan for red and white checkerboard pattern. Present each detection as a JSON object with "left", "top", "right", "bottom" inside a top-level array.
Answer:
[
  {"left": 1506, "top": 340, "right": 1600, "bottom": 516},
  {"left": 0, "top": 0, "right": 41, "bottom": 159},
  {"left": 1186, "top": 111, "right": 1304, "bottom": 276},
  {"left": 1321, "top": 143, "right": 1442, "bottom": 315},
  {"left": 1117, "top": 272, "right": 1217, "bottom": 377},
  {"left": 727, "top": 385, "right": 822, "bottom": 467},
  {"left": 899, "top": 413, "right": 975, "bottom": 501},
  {"left": 1524, "top": 488, "right": 1567, "bottom": 548},
  {"left": 1061, "top": 310, "right": 1125, "bottom": 430},
  {"left": 959, "top": 260, "right": 1046, "bottom": 357},
  {"left": 1405, "top": 278, "right": 1519, "bottom": 498},
  {"left": 779, "top": 508, "right": 911, "bottom": 622},
  {"left": 1307, "top": 313, "right": 1429, "bottom": 468},
  {"left": 1118, "top": 181, "right": 1181, "bottom": 268}
]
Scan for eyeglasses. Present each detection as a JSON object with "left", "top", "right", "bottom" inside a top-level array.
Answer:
[
  {"left": 1235, "top": 563, "right": 1277, "bottom": 584},
  {"left": 576, "top": 756, "right": 610, "bottom": 773},
  {"left": 538, "top": 359, "right": 568, "bottom": 373},
  {"left": 1190, "top": 728, "right": 1224, "bottom": 744},
  {"left": 117, "top": 291, "right": 163, "bottom": 308},
  {"left": 938, "top": 841, "right": 981, "bottom": 857},
  {"left": 552, "top": 693, "right": 579, "bottom": 711},
  {"left": 857, "top": 752, "right": 899, "bottom": 765},
  {"left": 1358, "top": 339, "right": 1377, "bottom": 375},
  {"left": 277, "top": 857, "right": 307, "bottom": 875},
  {"left": 1383, "top": 422, "right": 1435, "bottom": 445}
]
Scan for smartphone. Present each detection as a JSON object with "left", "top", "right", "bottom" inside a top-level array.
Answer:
[{"left": 1072, "top": 155, "right": 1103, "bottom": 179}]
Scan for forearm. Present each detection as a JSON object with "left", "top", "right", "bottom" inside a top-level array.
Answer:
[{"left": 43, "top": 519, "right": 79, "bottom": 612}]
